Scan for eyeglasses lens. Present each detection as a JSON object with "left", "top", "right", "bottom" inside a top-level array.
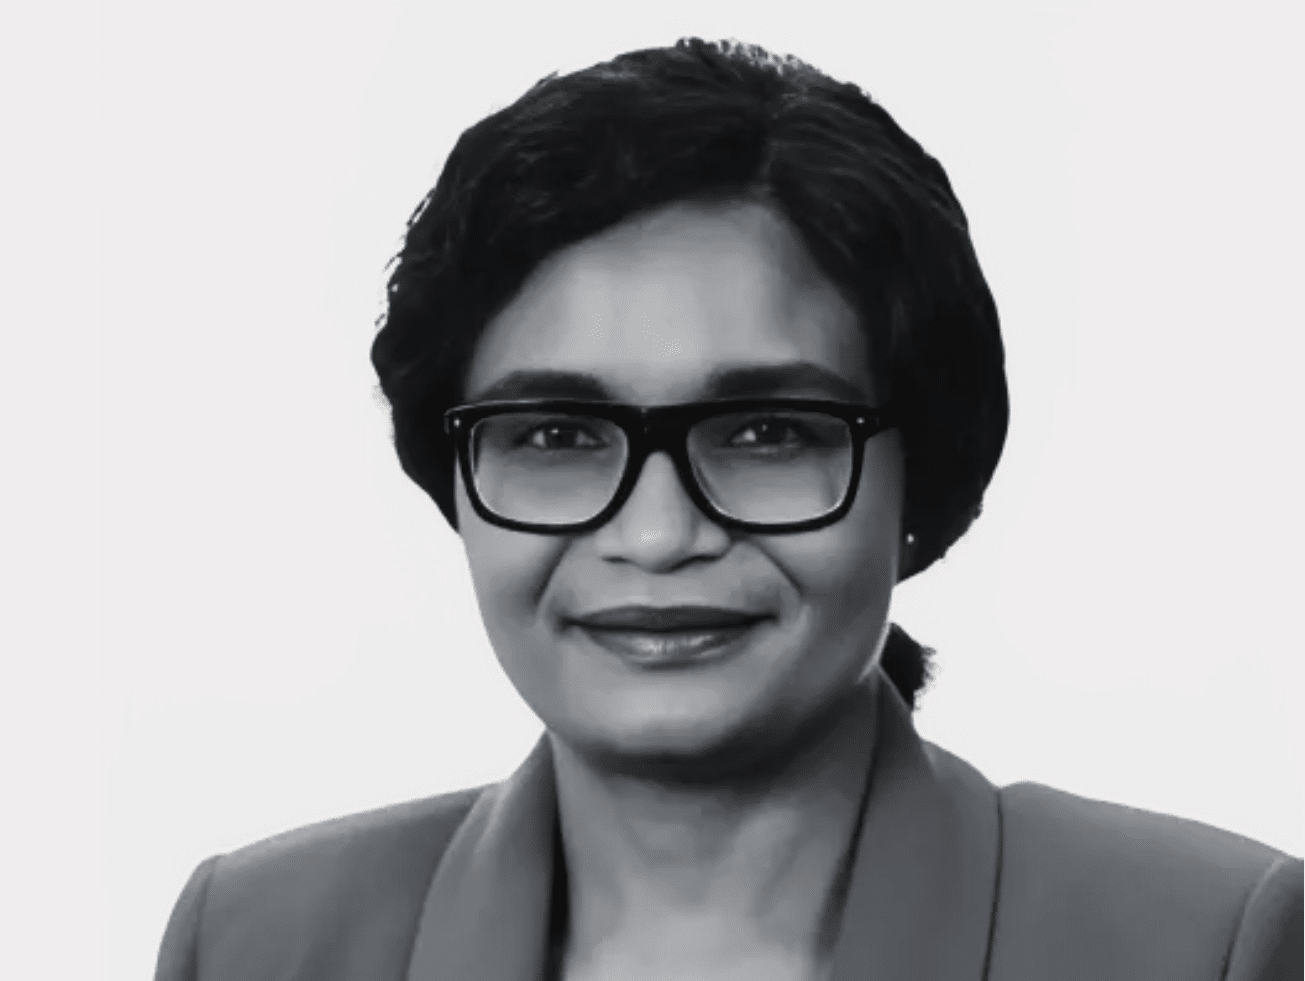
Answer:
[
  {"left": 470, "top": 413, "right": 628, "bottom": 525},
  {"left": 688, "top": 410, "right": 853, "bottom": 524}
]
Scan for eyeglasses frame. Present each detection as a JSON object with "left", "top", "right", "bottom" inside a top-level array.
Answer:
[{"left": 443, "top": 397, "right": 897, "bottom": 535}]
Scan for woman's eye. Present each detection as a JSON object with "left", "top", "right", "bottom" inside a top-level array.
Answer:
[
  {"left": 730, "top": 418, "right": 806, "bottom": 447},
  {"left": 524, "top": 422, "right": 602, "bottom": 450}
]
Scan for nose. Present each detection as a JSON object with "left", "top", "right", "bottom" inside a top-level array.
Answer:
[{"left": 593, "top": 450, "right": 729, "bottom": 571}]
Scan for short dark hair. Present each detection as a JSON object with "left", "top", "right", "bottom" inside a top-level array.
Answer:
[{"left": 371, "top": 38, "right": 1008, "bottom": 708}]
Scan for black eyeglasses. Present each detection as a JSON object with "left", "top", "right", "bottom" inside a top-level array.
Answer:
[{"left": 444, "top": 398, "right": 896, "bottom": 535}]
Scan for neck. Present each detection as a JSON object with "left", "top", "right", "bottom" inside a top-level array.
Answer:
[{"left": 549, "top": 675, "right": 880, "bottom": 972}]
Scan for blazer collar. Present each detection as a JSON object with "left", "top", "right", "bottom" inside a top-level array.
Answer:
[{"left": 407, "top": 669, "right": 1001, "bottom": 981}]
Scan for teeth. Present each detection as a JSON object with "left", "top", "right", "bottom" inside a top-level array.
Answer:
[
  {"left": 621, "top": 632, "right": 715, "bottom": 656},
  {"left": 581, "top": 625, "right": 751, "bottom": 664}
]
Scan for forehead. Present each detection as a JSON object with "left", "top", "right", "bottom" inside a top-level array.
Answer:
[{"left": 463, "top": 200, "right": 872, "bottom": 403}]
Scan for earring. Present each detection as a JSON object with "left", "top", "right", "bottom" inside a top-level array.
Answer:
[{"left": 905, "top": 532, "right": 916, "bottom": 546}]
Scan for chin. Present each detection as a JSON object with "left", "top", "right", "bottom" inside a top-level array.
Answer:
[{"left": 553, "top": 672, "right": 814, "bottom": 781}]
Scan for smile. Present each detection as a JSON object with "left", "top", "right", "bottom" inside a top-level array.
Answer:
[
  {"left": 579, "top": 628, "right": 756, "bottom": 667},
  {"left": 567, "top": 604, "right": 770, "bottom": 669}
]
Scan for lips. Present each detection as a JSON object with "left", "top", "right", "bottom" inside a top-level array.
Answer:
[
  {"left": 571, "top": 605, "right": 767, "bottom": 632},
  {"left": 568, "top": 605, "right": 768, "bottom": 668}
]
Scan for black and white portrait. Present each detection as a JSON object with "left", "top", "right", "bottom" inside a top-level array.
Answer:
[{"left": 50, "top": 3, "right": 1305, "bottom": 979}]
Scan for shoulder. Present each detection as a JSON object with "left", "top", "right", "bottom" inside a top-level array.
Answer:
[
  {"left": 158, "top": 786, "right": 487, "bottom": 981},
  {"left": 211, "top": 784, "right": 485, "bottom": 894},
  {"left": 991, "top": 781, "right": 1302, "bottom": 981},
  {"left": 998, "top": 780, "right": 1292, "bottom": 898}
]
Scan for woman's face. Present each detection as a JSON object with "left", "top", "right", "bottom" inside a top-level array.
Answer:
[{"left": 458, "top": 200, "right": 905, "bottom": 776}]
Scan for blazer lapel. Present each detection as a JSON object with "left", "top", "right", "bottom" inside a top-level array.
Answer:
[
  {"left": 831, "top": 675, "right": 1002, "bottom": 981},
  {"left": 407, "top": 668, "right": 1001, "bottom": 981},
  {"left": 406, "top": 736, "right": 560, "bottom": 981}
]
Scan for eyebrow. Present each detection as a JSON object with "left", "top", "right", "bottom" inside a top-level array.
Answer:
[{"left": 467, "top": 362, "right": 871, "bottom": 404}]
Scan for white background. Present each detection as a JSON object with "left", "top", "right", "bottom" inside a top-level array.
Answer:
[{"left": 5, "top": 1, "right": 1302, "bottom": 978}]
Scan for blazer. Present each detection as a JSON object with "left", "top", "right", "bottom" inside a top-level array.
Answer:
[{"left": 155, "top": 670, "right": 1303, "bottom": 981}]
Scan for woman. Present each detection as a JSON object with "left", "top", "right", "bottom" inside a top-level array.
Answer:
[{"left": 155, "top": 38, "right": 1301, "bottom": 981}]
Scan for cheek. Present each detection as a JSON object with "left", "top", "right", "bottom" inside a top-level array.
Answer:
[
  {"left": 778, "top": 516, "right": 897, "bottom": 606},
  {"left": 768, "top": 440, "right": 904, "bottom": 612},
  {"left": 456, "top": 478, "right": 565, "bottom": 642}
]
